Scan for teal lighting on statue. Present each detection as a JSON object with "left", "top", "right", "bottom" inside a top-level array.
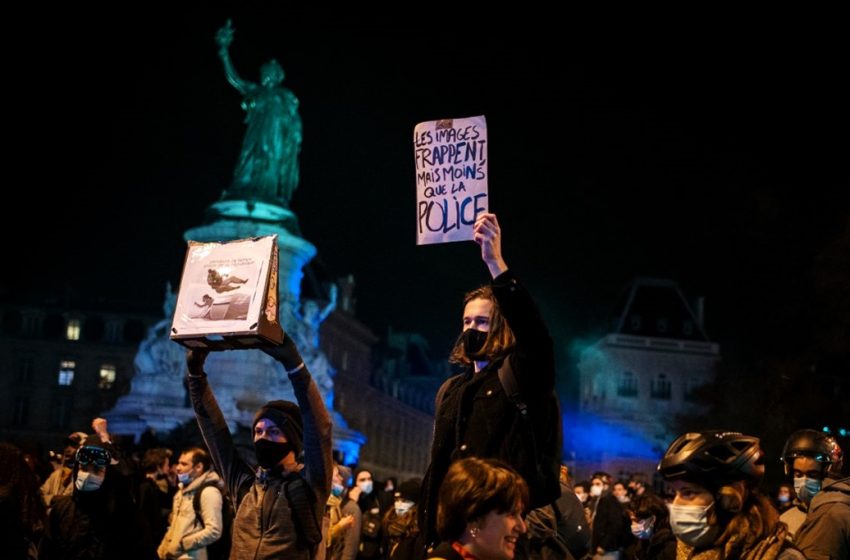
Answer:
[
  {"left": 216, "top": 19, "right": 302, "bottom": 212},
  {"left": 104, "top": 21, "right": 366, "bottom": 466}
]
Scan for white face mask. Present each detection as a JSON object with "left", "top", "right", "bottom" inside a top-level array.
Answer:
[
  {"left": 75, "top": 470, "right": 105, "bottom": 492},
  {"left": 358, "top": 480, "right": 373, "bottom": 495},
  {"left": 394, "top": 499, "right": 415, "bottom": 516},
  {"left": 668, "top": 503, "right": 719, "bottom": 548},
  {"left": 589, "top": 484, "right": 603, "bottom": 497}
]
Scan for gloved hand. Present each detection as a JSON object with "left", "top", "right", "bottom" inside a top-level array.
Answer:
[
  {"left": 186, "top": 348, "right": 210, "bottom": 376},
  {"left": 261, "top": 335, "right": 304, "bottom": 373}
]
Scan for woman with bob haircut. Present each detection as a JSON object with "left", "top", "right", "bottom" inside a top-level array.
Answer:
[
  {"left": 428, "top": 457, "right": 528, "bottom": 560},
  {"left": 658, "top": 430, "right": 804, "bottom": 560}
]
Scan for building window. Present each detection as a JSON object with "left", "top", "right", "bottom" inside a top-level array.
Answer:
[
  {"left": 99, "top": 364, "right": 117, "bottom": 390},
  {"left": 651, "top": 374, "right": 671, "bottom": 400},
  {"left": 66, "top": 319, "right": 81, "bottom": 341},
  {"left": 23, "top": 314, "right": 43, "bottom": 336},
  {"left": 52, "top": 396, "right": 73, "bottom": 429},
  {"left": 617, "top": 371, "right": 638, "bottom": 397},
  {"left": 656, "top": 318, "right": 668, "bottom": 334},
  {"left": 58, "top": 360, "right": 76, "bottom": 386},
  {"left": 13, "top": 396, "right": 29, "bottom": 426},
  {"left": 18, "top": 357, "right": 34, "bottom": 384},
  {"left": 105, "top": 320, "right": 123, "bottom": 343}
]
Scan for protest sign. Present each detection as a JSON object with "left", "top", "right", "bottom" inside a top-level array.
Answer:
[{"left": 414, "top": 115, "right": 488, "bottom": 245}]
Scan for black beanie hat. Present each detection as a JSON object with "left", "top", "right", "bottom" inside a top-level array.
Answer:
[
  {"left": 395, "top": 479, "right": 422, "bottom": 503},
  {"left": 253, "top": 400, "right": 303, "bottom": 454}
]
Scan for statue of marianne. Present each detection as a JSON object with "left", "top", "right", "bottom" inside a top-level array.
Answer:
[{"left": 216, "top": 20, "right": 303, "bottom": 207}]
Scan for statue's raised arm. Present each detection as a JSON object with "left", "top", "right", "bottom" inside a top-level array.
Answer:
[{"left": 216, "top": 19, "right": 252, "bottom": 94}]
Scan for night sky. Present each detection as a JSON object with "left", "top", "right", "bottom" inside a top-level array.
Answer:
[{"left": 7, "top": 9, "right": 848, "bottom": 378}]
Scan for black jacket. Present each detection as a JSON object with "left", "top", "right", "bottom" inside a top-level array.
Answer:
[
  {"left": 624, "top": 527, "right": 676, "bottom": 560},
  {"left": 39, "top": 443, "right": 140, "bottom": 560},
  {"left": 420, "top": 270, "right": 557, "bottom": 544}
]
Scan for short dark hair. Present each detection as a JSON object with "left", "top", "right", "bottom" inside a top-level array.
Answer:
[
  {"left": 436, "top": 457, "right": 529, "bottom": 542},
  {"left": 142, "top": 448, "right": 172, "bottom": 474},
  {"left": 629, "top": 493, "right": 669, "bottom": 525},
  {"left": 591, "top": 471, "right": 610, "bottom": 485},
  {"left": 182, "top": 447, "right": 211, "bottom": 472}
]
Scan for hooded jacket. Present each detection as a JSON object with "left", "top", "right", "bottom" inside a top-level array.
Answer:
[
  {"left": 187, "top": 363, "right": 333, "bottom": 560},
  {"left": 157, "top": 470, "right": 224, "bottom": 559},
  {"left": 793, "top": 476, "right": 850, "bottom": 560}
]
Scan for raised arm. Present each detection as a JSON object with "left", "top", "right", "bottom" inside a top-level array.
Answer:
[
  {"left": 262, "top": 337, "right": 333, "bottom": 501},
  {"left": 216, "top": 19, "right": 251, "bottom": 95},
  {"left": 185, "top": 349, "right": 254, "bottom": 499},
  {"left": 475, "top": 213, "right": 555, "bottom": 393}
]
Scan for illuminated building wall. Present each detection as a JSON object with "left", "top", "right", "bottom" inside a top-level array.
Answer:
[{"left": 572, "top": 278, "right": 720, "bottom": 482}]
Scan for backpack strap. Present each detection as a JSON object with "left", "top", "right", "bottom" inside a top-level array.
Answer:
[
  {"left": 192, "top": 481, "right": 222, "bottom": 529},
  {"left": 498, "top": 357, "right": 527, "bottom": 416},
  {"left": 283, "top": 475, "right": 323, "bottom": 550}
]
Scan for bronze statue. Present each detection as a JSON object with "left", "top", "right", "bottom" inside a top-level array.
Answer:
[{"left": 216, "top": 20, "right": 302, "bottom": 207}]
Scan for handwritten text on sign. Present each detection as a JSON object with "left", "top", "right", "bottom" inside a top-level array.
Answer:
[{"left": 414, "top": 115, "right": 488, "bottom": 245}]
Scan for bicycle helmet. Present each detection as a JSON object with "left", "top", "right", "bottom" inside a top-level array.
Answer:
[
  {"left": 781, "top": 429, "right": 844, "bottom": 477},
  {"left": 658, "top": 430, "right": 765, "bottom": 487}
]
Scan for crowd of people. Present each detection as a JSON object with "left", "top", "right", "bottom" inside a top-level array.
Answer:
[
  {"left": 5, "top": 426, "right": 845, "bottom": 560},
  {"left": 2, "top": 213, "right": 847, "bottom": 559}
]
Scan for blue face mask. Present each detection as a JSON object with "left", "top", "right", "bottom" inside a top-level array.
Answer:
[
  {"left": 630, "top": 518, "right": 653, "bottom": 540},
  {"left": 178, "top": 472, "right": 192, "bottom": 485},
  {"left": 331, "top": 483, "right": 345, "bottom": 497},
  {"left": 793, "top": 476, "right": 822, "bottom": 503},
  {"left": 75, "top": 470, "right": 105, "bottom": 492}
]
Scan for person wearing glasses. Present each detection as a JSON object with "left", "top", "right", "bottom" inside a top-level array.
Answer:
[{"left": 39, "top": 420, "right": 141, "bottom": 559}]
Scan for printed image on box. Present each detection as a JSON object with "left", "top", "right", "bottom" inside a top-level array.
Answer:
[
  {"left": 170, "top": 236, "right": 282, "bottom": 347},
  {"left": 187, "top": 272, "right": 251, "bottom": 321}
]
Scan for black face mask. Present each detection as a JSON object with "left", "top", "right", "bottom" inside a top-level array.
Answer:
[
  {"left": 254, "top": 439, "right": 295, "bottom": 469},
  {"left": 461, "top": 329, "right": 488, "bottom": 359}
]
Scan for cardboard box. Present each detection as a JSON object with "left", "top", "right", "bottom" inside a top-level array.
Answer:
[{"left": 170, "top": 235, "right": 284, "bottom": 349}]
